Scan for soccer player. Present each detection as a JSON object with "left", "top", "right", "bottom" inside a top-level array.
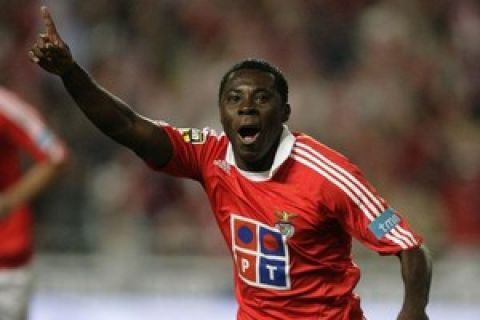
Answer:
[
  {"left": 0, "top": 85, "right": 68, "bottom": 320},
  {"left": 29, "top": 6, "right": 431, "bottom": 320}
]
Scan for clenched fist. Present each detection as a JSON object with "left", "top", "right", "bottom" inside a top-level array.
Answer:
[{"left": 29, "top": 6, "right": 74, "bottom": 76}]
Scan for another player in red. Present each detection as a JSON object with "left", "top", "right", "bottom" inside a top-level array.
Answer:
[
  {"left": 30, "top": 7, "right": 431, "bottom": 320},
  {"left": 0, "top": 86, "right": 67, "bottom": 320}
]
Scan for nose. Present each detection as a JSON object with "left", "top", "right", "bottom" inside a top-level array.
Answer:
[{"left": 238, "top": 99, "right": 257, "bottom": 115}]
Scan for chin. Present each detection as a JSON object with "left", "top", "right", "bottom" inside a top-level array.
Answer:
[
  {"left": 239, "top": 150, "right": 260, "bottom": 162},
  {"left": 233, "top": 147, "right": 259, "bottom": 164}
]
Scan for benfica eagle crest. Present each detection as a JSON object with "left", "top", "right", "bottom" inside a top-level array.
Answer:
[{"left": 274, "top": 211, "right": 298, "bottom": 238}]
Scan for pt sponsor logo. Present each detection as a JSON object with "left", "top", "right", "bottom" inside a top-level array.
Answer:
[{"left": 231, "top": 214, "right": 290, "bottom": 290}]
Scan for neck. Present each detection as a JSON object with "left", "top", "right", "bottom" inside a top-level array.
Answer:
[{"left": 235, "top": 137, "right": 281, "bottom": 172}]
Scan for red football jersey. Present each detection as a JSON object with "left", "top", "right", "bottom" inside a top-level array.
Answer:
[
  {"left": 155, "top": 123, "right": 423, "bottom": 320},
  {"left": 0, "top": 87, "right": 66, "bottom": 268}
]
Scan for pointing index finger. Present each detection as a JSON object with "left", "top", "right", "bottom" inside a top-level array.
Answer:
[{"left": 41, "top": 6, "right": 60, "bottom": 42}]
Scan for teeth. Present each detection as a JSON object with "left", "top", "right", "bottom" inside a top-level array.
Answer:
[
  {"left": 239, "top": 132, "right": 259, "bottom": 144},
  {"left": 244, "top": 136, "right": 256, "bottom": 143}
]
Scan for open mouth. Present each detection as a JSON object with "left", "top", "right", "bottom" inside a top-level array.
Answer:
[{"left": 238, "top": 125, "right": 261, "bottom": 144}]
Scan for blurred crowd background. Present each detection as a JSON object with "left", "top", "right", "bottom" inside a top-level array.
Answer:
[{"left": 1, "top": 0, "right": 480, "bottom": 302}]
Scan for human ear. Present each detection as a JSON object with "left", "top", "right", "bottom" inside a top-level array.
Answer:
[{"left": 282, "top": 103, "right": 291, "bottom": 122}]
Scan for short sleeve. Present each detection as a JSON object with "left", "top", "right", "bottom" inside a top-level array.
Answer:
[
  {"left": 325, "top": 162, "right": 423, "bottom": 255},
  {"left": 150, "top": 122, "right": 223, "bottom": 182},
  {"left": 0, "top": 90, "right": 66, "bottom": 162}
]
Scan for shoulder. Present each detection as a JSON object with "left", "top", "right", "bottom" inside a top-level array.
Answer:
[
  {"left": 290, "top": 132, "right": 370, "bottom": 199},
  {"left": 0, "top": 87, "right": 47, "bottom": 134},
  {"left": 156, "top": 121, "right": 222, "bottom": 141},
  {"left": 158, "top": 122, "right": 228, "bottom": 156},
  {"left": 293, "top": 132, "right": 354, "bottom": 170}
]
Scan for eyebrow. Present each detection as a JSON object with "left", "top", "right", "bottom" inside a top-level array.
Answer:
[{"left": 225, "top": 86, "right": 273, "bottom": 93}]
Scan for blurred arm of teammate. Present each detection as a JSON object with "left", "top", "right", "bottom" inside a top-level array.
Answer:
[
  {"left": 396, "top": 244, "right": 432, "bottom": 320},
  {"left": 28, "top": 6, "right": 173, "bottom": 167},
  {"left": 0, "top": 158, "right": 66, "bottom": 220}
]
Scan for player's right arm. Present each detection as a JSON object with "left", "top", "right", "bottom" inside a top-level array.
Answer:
[{"left": 28, "top": 6, "right": 172, "bottom": 167}]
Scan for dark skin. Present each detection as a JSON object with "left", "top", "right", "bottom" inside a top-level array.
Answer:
[
  {"left": 397, "top": 245, "right": 432, "bottom": 320},
  {"left": 30, "top": 6, "right": 431, "bottom": 319},
  {"left": 220, "top": 69, "right": 291, "bottom": 171}
]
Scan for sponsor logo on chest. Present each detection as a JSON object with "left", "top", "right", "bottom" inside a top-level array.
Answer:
[{"left": 231, "top": 214, "right": 292, "bottom": 290}]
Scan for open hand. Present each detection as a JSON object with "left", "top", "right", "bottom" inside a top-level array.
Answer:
[{"left": 29, "top": 6, "right": 74, "bottom": 75}]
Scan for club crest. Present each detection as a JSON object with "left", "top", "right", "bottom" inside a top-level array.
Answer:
[{"left": 274, "top": 211, "right": 298, "bottom": 238}]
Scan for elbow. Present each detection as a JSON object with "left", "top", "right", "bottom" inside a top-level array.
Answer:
[
  {"left": 52, "top": 156, "right": 69, "bottom": 174},
  {"left": 415, "top": 244, "right": 432, "bottom": 264},
  {"left": 48, "top": 145, "right": 71, "bottom": 175},
  {"left": 397, "top": 243, "right": 432, "bottom": 266}
]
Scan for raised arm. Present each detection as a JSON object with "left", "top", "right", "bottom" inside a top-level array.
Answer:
[
  {"left": 397, "top": 245, "right": 432, "bottom": 320},
  {"left": 29, "top": 6, "right": 172, "bottom": 167}
]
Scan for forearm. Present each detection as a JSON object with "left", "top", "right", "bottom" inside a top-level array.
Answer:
[
  {"left": 0, "top": 160, "right": 65, "bottom": 219},
  {"left": 398, "top": 245, "right": 432, "bottom": 318},
  {"left": 31, "top": 7, "right": 173, "bottom": 167},
  {"left": 60, "top": 62, "right": 138, "bottom": 143}
]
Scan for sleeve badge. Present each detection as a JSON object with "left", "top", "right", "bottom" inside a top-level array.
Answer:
[{"left": 177, "top": 128, "right": 206, "bottom": 144}]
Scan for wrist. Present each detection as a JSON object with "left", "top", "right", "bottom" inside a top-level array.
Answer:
[{"left": 60, "top": 61, "right": 78, "bottom": 79}]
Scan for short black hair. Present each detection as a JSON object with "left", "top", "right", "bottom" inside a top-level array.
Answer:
[{"left": 218, "top": 59, "right": 288, "bottom": 104}]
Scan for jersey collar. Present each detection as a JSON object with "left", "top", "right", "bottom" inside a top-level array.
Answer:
[{"left": 225, "top": 125, "right": 295, "bottom": 181}]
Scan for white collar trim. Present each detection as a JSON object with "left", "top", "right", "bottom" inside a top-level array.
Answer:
[{"left": 225, "top": 125, "right": 295, "bottom": 181}]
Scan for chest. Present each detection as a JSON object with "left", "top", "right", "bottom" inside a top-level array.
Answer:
[{"left": 204, "top": 160, "right": 335, "bottom": 245}]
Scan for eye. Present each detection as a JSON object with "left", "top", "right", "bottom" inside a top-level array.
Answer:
[
  {"left": 254, "top": 92, "right": 271, "bottom": 104},
  {"left": 225, "top": 92, "right": 241, "bottom": 104}
]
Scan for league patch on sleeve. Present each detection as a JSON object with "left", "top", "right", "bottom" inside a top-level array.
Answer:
[
  {"left": 177, "top": 128, "right": 206, "bottom": 144},
  {"left": 368, "top": 208, "right": 401, "bottom": 239}
]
